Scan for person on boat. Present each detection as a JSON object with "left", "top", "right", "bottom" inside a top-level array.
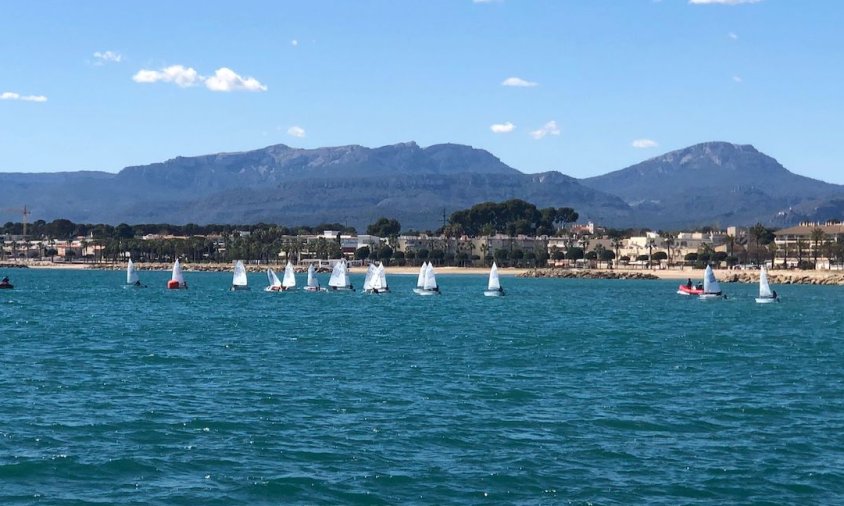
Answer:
[
  {"left": 1, "top": 276, "right": 9, "bottom": 284},
  {"left": 772, "top": 290, "right": 778, "bottom": 300},
  {"left": 686, "top": 278, "right": 693, "bottom": 289},
  {"left": 696, "top": 283, "right": 703, "bottom": 290}
]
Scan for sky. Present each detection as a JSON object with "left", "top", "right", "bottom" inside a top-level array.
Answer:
[{"left": 1, "top": 0, "right": 843, "bottom": 183}]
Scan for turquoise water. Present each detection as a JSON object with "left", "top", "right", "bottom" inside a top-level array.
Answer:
[{"left": 1, "top": 268, "right": 843, "bottom": 504}]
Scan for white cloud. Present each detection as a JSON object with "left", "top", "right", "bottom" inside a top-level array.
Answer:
[
  {"left": 132, "top": 65, "right": 267, "bottom": 92},
  {"left": 204, "top": 67, "right": 267, "bottom": 92},
  {"left": 529, "top": 120, "right": 560, "bottom": 140},
  {"left": 632, "top": 138, "right": 658, "bottom": 148},
  {"left": 490, "top": 122, "right": 515, "bottom": 133},
  {"left": 728, "top": 32, "right": 739, "bottom": 40},
  {"left": 291, "top": 39, "right": 299, "bottom": 47},
  {"left": 501, "top": 76, "right": 538, "bottom": 88},
  {"left": 689, "top": 0, "right": 762, "bottom": 4},
  {"left": 93, "top": 50, "right": 122, "bottom": 65},
  {"left": 132, "top": 65, "right": 201, "bottom": 87},
  {"left": 733, "top": 75, "right": 743, "bottom": 83},
  {"left": 1, "top": 91, "right": 47, "bottom": 102},
  {"left": 287, "top": 126, "right": 306, "bottom": 138}
]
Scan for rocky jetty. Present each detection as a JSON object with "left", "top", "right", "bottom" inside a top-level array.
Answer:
[
  {"left": 519, "top": 269, "right": 659, "bottom": 280},
  {"left": 722, "top": 271, "right": 844, "bottom": 286}
]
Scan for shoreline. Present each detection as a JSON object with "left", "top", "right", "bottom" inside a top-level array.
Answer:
[{"left": 9, "top": 261, "right": 844, "bottom": 285}]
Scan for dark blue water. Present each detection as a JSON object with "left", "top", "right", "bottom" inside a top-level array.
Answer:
[{"left": 1, "top": 269, "right": 843, "bottom": 504}]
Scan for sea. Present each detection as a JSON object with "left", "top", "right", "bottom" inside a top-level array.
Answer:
[{"left": 1, "top": 268, "right": 843, "bottom": 505}]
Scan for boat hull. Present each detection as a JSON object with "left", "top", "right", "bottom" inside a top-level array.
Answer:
[
  {"left": 677, "top": 285, "right": 704, "bottom": 295},
  {"left": 0, "top": 284, "right": 13, "bottom": 289},
  {"left": 755, "top": 297, "right": 778, "bottom": 304},
  {"left": 415, "top": 288, "right": 439, "bottom": 296},
  {"left": 167, "top": 280, "right": 186, "bottom": 289},
  {"left": 484, "top": 289, "right": 504, "bottom": 297},
  {"left": 231, "top": 285, "right": 250, "bottom": 291},
  {"left": 699, "top": 293, "right": 723, "bottom": 300}
]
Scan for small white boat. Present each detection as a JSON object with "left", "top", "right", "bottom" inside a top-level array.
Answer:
[
  {"left": 231, "top": 260, "right": 249, "bottom": 291},
  {"left": 755, "top": 266, "right": 779, "bottom": 304},
  {"left": 265, "top": 268, "right": 283, "bottom": 292},
  {"left": 484, "top": 262, "right": 504, "bottom": 296},
  {"left": 304, "top": 264, "right": 325, "bottom": 292},
  {"left": 363, "top": 263, "right": 378, "bottom": 293},
  {"left": 126, "top": 259, "right": 143, "bottom": 287},
  {"left": 698, "top": 265, "right": 723, "bottom": 300},
  {"left": 167, "top": 259, "right": 187, "bottom": 289},
  {"left": 376, "top": 262, "right": 390, "bottom": 293},
  {"left": 412, "top": 262, "right": 427, "bottom": 295},
  {"left": 281, "top": 261, "right": 297, "bottom": 291},
  {"left": 328, "top": 260, "right": 355, "bottom": 291},
  {"left": 415, "top": 262, "right": 440, "bottom": 296}
]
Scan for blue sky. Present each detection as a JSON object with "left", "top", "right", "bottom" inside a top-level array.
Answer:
[{"left": 2, "top": 0, "right": 842, "bottom": 183}]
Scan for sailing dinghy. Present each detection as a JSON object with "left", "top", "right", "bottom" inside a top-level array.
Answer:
[
  {"left": 755, "top": 266, "right": 779, "bottom": 303},
  {"left": 265, "top": 268, "right": 283, "bottom": 292},
  {"left": 699, "top": 265, "right": 723, "bottom": 300},
  {"left": 328, "top": 260, "right": 354, "bottom": 291},
  {"left": 415, "top": 262, "right": 440, "bottom": 296},
  {"left": 281, "top": 261, "right": 297, "bottom": 291},
  {"left": 304, "top": 264, "right": 325, "bottom": 292},
  {"left": 484, "top": 262, "right": 504, "bottom": 296},
  {"left": 167, "top": 259, "right": 187, "bottom": 289},
  {"left": 126, "top": 259, "right": 143, "bottom": 287},
  {"left": 231, "top": 260, "right": 249, "bottom": 291},
  {"left": 412, "top": 262, "right": 428, "bottom": 294}
]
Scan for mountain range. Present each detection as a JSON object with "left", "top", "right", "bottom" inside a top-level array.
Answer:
[{"left": 2, "top": 141, "right": 842, "bottom": 230}]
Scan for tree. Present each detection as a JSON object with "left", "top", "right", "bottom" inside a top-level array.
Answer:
[
  {"left": 565, "top": 247, "right": 584, "bottom": 261},
  {"left": 354, "top": 246, "right": 371, "bottom": 261},
  {"left": 810, "top": 227, "right": 826, "bottom": 269},
  {"left": 378, "top": 245, "right": 393, "bottom": 265},
  {"left": 366, "top": 217, "right": 401, "bottom": 238}
]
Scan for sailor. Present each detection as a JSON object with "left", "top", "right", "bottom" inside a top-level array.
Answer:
[
  {"left": 686, "top": 278, "right": 693, "bottom": 289},
  {"left": 772, "top": 290, "right": 778, "bottom": 299}
]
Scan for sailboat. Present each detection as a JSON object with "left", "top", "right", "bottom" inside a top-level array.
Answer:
[
  {"left": 699, "top": 265, "right": 723, "bottom": 300},
  {"left": 126, "top": 259, "right": 143, "bottom": 287},
  {"left": 328, "top": 260, "right": 354, "bottom": 291},
  {"left": 265, "top": 268, "right": 283, "bottom": 292},
  {"left": 363, "top": 263, "right": 378, "bottom": 293},
  {"left": 376, "top": 262, "right": 390, "bottom": 293},
  {"left": 416, "top": 262, "right": 440, "bottom": 296},
  {"left": 231, "top": 260, "right": 249, "bottom": 291},
  {"left": 484, "top": 262, "right": 504, "bottom": 296},
  {"left": 413, "top": 262, "right": 428, "bottom": 295},
  {"left": 755, "top": 266, "right": 779, "bottom": 303},
  {"left": 304, "top": 264, "right": 325, "bottom": 292},
  {"left": 281, "top": 261, "right": 297, "bottom": 291},
  {"left": 167, "top": 259, "right": 187, "bottom": 289}
]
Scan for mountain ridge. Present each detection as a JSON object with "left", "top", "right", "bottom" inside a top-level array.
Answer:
[{"left": 2, "top": 141, "right": 842, "bottom": 230}]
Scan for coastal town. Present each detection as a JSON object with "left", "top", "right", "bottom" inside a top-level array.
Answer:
[{"left": 3, "top": 216, "right": 843, "bottom": 275}]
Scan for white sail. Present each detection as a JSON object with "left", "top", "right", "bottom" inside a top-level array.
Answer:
[
  {"left": 329, "top": 260, "right": 347, "bottom": 288},
  {"left": 759, "top": 266, "right": 773, "bottom": 298},
  {"left": 126, "top": 259, "right": 139, "bottom": 284},
  {"left": 267, "top": 268, "right": 282, "bottom": 288},
  {"left": 423, "top": 263, "right": 438, "bottom": 290},
  {"left": 487, "top": 262, "right": 501, "bottom": 291},
  {"left": 702, "top": 265, "right": 721, "bottom": 294},
  {"left": 307, "top": 264, "right": 320, "bottom": 289},
  {"left": 232, "top": 260, "right": 248, "bottom": 287},
  {"left": 171, "top": 259, "right": 185, "bottom": 284},
  {"left": 377, "top": 262, "right": 388, "bottom": 290},
  {"left": 416, "top": 262, "right": 426, "bottom": 288},
  {"left": 363, "top": 263, "right": 377, "bottom": 291},
  {"left": 282, "top": 261, "right": 297, "bottom": 288}
]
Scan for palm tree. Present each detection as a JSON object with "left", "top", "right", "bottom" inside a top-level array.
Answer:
[
  {"left": 662, "top": 233, "right": 675, "bottom": 268},
  {"left": 810, "top": 227, "right": 826, "bottom": 269}
]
